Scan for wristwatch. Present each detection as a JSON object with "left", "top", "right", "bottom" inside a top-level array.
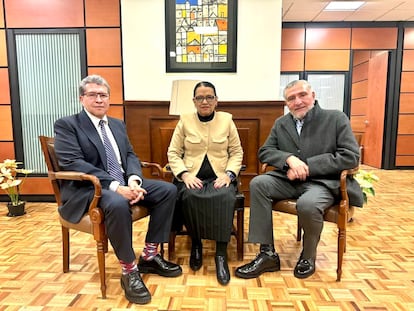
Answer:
[{"left": 226, "top": 170, "right": 236, "bottom": 181}]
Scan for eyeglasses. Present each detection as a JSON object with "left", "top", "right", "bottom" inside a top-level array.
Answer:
[
  {"left": 83, "top": 92, "right": 109, "bottom": 100},
  {"left": 194, "top": 95, "right": 216, "bottom": 103}
]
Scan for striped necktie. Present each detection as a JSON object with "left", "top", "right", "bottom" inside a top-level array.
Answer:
[{"left": 99, "top": 120, "right": 125, "bottom": 185}]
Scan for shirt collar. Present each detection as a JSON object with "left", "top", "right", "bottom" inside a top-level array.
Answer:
[{"left": 84, "top": 109, "right": 108, "bottom": 127}]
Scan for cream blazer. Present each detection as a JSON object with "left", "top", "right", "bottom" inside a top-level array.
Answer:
[{"left": 167, "top": 111, "right": 243, "bottom": 179}]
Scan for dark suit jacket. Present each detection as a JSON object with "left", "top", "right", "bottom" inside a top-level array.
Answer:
[
  {"left": 54, "top": 109, "right": 143, "bottom": 223},
  {"left": 259, "top": 102, "right": 364, "bottom": 207}
]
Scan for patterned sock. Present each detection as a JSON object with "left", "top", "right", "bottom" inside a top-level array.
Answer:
[
  {"left": 141, "top": 242, "right": 159, "bottom": 260},
  {"left": 260, "top": 243, "right": 276, "bottom": 256},
  {"left": 120, "top": 260, "right": 138, "bottom": 275}
]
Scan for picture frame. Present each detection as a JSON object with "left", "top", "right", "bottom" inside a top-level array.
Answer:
[{"left": 165, "top": 0, "right": 237, "bottom": 73}]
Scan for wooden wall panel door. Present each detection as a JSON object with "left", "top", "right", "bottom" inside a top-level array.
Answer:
[{"left": 363, "top": 51, "right": 388, "bottom": 168}]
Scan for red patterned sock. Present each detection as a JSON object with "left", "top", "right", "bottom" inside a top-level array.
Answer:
[
  {"left": 141, "top": 242, "right": 159, "bottom": 260},
  {"left": 120, "top": 260, "right": 138, "bottom": 275}
]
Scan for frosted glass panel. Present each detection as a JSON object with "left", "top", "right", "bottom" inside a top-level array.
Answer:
[
  {"left": 307, "top": 74, "right": 345, "bottom": 111},
  {"left": 15, "top": 33, "right": 82, "bottom": 174}
]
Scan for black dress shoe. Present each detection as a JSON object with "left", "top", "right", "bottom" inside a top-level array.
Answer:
[
  {"left": 138, "top": 254, "right": 182, "bottom": 277},
  {"left": 294, "top": 257, "right": 315, "bottom": 279},
  {"left": 120, "top": 270, "right": 151, "bottom": 304},
  {"left": 190, "top": 243, "right": 203, "bottom": 271},
  {"left": 215, "top": 255, "right": 230, "bottom": 285},
  {"left": 235, "top": 252, "right": 280, "bottom": 279}
]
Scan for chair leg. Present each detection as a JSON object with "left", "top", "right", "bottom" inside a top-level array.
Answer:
[
  {"left": 296, "top": 219, "right": 302, "bottom": 241},
  {"left": 236, "top": 208, "right": 244, "bottom": 260},
  {"left": 168, "top": 231, "right": 177, "bottom": 261},
  {"left": 62, "top": 226, "right": 70, "bottom": 273},
  {"left": 336, "top": 227, "right": 346, "bottom": 282},
  {"left": 96, "top": 239, "right": 107, "bottom": 299}
]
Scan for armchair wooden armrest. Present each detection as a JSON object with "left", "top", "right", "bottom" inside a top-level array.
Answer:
[{"left": 260, "top": 162, "right": 359, "bottom": 281}]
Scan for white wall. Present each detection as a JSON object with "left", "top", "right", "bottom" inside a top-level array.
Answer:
[{"left": 121, "top": 0, "right": 282, "bottom": 101}]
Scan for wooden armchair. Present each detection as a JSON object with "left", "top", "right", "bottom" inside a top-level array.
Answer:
[
  {"left": 262, "top": 163, "right": 358, "bottom": 281},
  {"left": 39, "top": 135, "right": 163, "bottom": 298},
  {"left": 164, "top": 165, "right": 245, "bottom": 261}
]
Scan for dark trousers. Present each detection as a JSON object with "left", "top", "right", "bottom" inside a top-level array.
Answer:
[{"left": 99, "top": 179, "right": 177, "bottom": 263}]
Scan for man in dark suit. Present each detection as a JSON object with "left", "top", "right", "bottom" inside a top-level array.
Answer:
[
  {"left": 235, "top": 80, "right": 363, "bottom": 280},
  {"left": 54, "top": 75, "right": 182, "bottom": 305}
]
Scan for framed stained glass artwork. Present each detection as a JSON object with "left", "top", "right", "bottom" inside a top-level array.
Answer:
[{"left": 165, "top": 0, "right": 237, "bottom": 72}]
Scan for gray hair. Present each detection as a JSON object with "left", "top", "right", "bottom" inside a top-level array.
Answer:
[
  {"left": 283, "top": 80, "right": 312, "bottom": 100},
  {"left": 79, "top": 75, "right": 111, "bottom": 96}
]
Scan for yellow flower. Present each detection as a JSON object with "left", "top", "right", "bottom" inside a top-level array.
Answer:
[
  {"left": 355, "top": 169, "right": 379, "bottom": 204},
  {"left": 0, "top": 159, "right": 32, "bottom": 206}
]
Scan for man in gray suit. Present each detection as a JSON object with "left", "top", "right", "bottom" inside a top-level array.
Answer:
[
  {"left": 54, "top": 75, "right": 182, "bottom": 304},
  {"left": 235, "top": 80, "right": 363, "bottom": 279}
]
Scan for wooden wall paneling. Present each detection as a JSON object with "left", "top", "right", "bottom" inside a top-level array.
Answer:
[
  {"left": 353, "top": 50, "right": 370, "bottom": 66},
  {"left": 399, "top": 93, "right": 414, "bottom": 113},
  {"left": 395, "top": 155, "right": 414, "bottom": 166},
  {"left": 124, "top": 100, "right": 285, "bottom": 200},
  {"left": 0, "top": 30, "right": 7, "bottom": 66},
  {"left": 402, "top": 50, "right": 414, "bottom": 71},
  {"left": 107, "top": 105, "right": 124, "bottom": 120},
  {"left": 149, "top": 117, "right": 178, "bottom": 167},
  {"left": 0, "top": 3, "right": 4, "bottom": 28},
  {"left": 350, "top": 115, "right": 366, "bottom": 133},
  {"left": 85, "top": 0, "right": 120, "bottom": 27},
  {"left": 404, "top": 28, "right": 414, "bottom": 49},
  {"left": 351, "top": 80, "right": 368, "bottom": 99},
  {"left": 351, "top": 28, "right": 398, "bottom": 49},
  {"left": 281, "top": 28, "right": 305, "bottom": 49},
  {"left": 398, "top": 115, "right": 414, "bottom": 134},
  {"left": 281, "top": 50, "right": 304, "bottom": 71},
  {"left": 400, "top": 72, "right": 414, "bottom": 93},
  {"left": 0, "top": 105, "right": 13, "bottom": 140},
  {"left": 86, "top": 29, "right": 121, "bottom": 66},
  {"left": 305, "top": 28, "right": 351, "bottom": 49},
  {"left": 4, "top": 0, "right": 84, "bottom": 28},
  {"left": 0, "top": 141, "right": 15, "bottom": 160},
  {"left": 88, "top": 67, "right": 123, "bottom": 104},
  {"left": 352, "top": 62, "right": 369, "bottom": 82},
  {"left": 0, "top": 68, "right": 10, "bottom": 103},
  {"left": 19, "top": 177, "right": 53, "bottom": 194},
  {"left": 396, "top": 135, "right": 414, "bottom": 155},
  {"left": 351, "top": 98, "right": 367, "bottom": 116},
  {"left": 305, "top": 50, "right": 350, "bottom": 71}
]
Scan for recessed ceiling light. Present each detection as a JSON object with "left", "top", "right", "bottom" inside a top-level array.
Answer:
[{"left": 324, "top": 1, "right": 365, "bottom": 11}]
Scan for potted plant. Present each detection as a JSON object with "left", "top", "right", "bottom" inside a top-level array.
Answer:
[
  {"left": 355, "top": 169, "right": 379, "bottom": 204},
  {"left": 0, "top": 159, "right": 33, "bottom": 216}
]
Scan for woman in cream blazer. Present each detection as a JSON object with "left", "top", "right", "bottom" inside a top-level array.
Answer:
[{"left": 167, "top": 81, "right": 243, "bottom": 285}]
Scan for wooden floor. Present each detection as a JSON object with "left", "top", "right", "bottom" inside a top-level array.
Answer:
[{"left": 1, "top": 168, "right": 414, "bottom": 311}]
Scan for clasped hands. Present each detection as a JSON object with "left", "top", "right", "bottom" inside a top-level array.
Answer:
[
  {"left": 116, "top": 180, "right": 147, "bottom": 205},
  {"left": 181, "top": 172, "right": 231, "bottom": 189},
  {"left": 286, "top": 155, "right": 309, "bottom": 181}
]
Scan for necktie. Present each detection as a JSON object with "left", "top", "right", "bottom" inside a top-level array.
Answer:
[
  {"left": 99, "top": 120, "right": 125, "bottom": 185},
  {"left": 296, "top": 119, "right": 304, "bottom": 135}
]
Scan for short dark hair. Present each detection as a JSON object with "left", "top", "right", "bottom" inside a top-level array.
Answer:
[{"left": 193, "top": 81, "right": 217, "bottom": 97}]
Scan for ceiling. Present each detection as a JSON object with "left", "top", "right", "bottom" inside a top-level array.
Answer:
[{"left": 282, "top": 0, "right": 414, "bottom": 22}]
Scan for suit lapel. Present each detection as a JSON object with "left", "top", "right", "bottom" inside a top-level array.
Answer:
[
  {"left": 280, "top": 115, "right": 300, "bottom": 147},
  {"left": 78, "top": 110, "right": 107, "bottom": 168}
]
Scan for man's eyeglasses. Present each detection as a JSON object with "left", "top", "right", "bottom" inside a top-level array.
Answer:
[
  {"left": 194, "top": 95, "right": 216, "bottom": 103},
  {"left": 83, "top": 92, "right": 109, "bottom": 100}
]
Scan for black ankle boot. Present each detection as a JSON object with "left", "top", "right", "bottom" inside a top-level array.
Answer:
[{"left": 189, "top": 239, "right": 202, "bottom": 271}]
